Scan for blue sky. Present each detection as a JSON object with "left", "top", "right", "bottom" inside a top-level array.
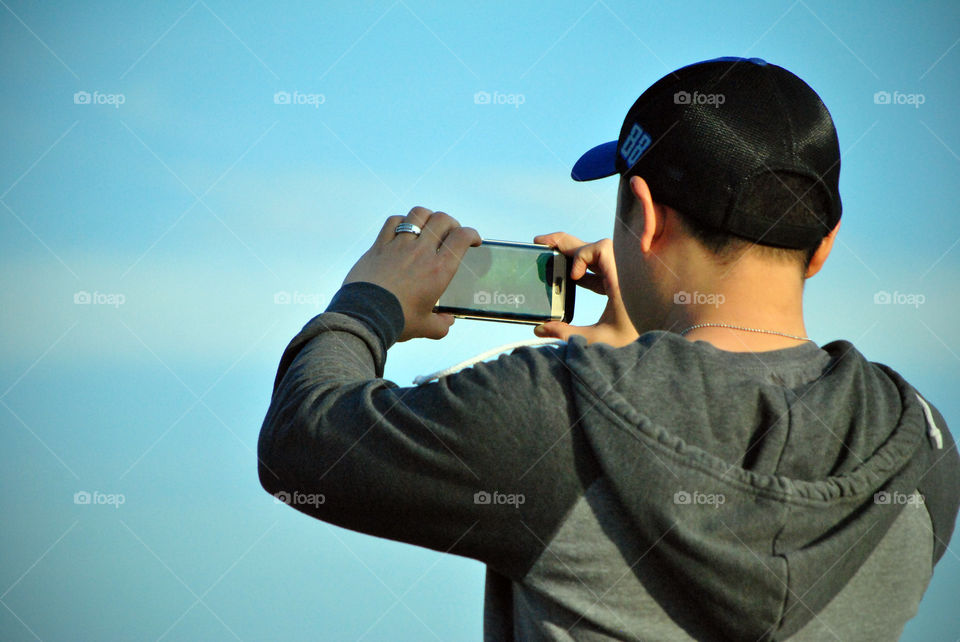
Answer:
[{"left": 1, "top": 1, "right": 958, "bottom": 639}]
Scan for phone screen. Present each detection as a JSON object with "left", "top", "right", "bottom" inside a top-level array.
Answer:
[{"left": 435, "top": 240, "right": 572, "bottom": 324}]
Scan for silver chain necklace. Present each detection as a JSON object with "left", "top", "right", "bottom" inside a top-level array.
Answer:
[{"left": 679, "top": 322, "right": 812, "bottom": 342}]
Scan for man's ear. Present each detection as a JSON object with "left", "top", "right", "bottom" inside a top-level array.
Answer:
[
  {"left": 805, "top": 220, "right": 841, "bottom": 279},
  {"left": 628, "top": 175, "right": 665, "bottom": 254}
]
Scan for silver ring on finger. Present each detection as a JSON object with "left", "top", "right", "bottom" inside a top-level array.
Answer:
[{"left": 395, "top": 222, "right": 422, "bottom": 237}]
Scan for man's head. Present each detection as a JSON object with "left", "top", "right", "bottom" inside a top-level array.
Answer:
[{"left": 572, "top": 57, "right": 843, "bottom": 334}]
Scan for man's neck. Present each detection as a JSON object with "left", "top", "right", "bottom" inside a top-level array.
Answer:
[{"left": 666, "top": 257, "right": 809, "bottom": 353}]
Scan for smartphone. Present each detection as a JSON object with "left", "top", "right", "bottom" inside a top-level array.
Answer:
[{"left": 434, "top": 239, "right": 575, "bottom": 325}]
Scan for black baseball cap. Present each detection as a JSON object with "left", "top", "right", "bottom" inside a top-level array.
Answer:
[{"left": 572, "top": 57, "right": 842, "bottom": 249}]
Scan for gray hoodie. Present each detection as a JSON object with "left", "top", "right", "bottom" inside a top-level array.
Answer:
[{"left": 258, "top": 282, "right": 960, "bottom": 641}]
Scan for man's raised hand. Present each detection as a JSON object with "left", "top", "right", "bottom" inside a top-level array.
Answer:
[
  {"left": 532, "top": 232, "right": 639, "bottom": 348},
  {"left": 344, "top": 207, "right": 481, "bottom": 341}
]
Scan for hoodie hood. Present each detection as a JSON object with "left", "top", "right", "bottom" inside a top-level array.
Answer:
[{"left": 563, "top": 331, "right": 959, "bottom": 640}]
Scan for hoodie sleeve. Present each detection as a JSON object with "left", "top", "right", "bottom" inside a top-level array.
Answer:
[{"left": 257, "top": 281, "right": 600, "bottom": 580}]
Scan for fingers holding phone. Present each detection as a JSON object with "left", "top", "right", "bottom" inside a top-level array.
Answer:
[
  {"left": 532, "top": 232, "right": 639, "bottom": 348},
  {"left": 533, "top": 232, "right": 616, "bottom": 296},
  {"left": 344, "top": 207, "right": 481, "bottom": 342}
]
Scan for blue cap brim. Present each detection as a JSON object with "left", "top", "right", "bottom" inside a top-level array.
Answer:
[{"left": 571, "top": 140, "right": 618, "bottom": 181}]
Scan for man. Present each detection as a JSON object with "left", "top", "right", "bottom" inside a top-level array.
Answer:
[{"left": 258, "top": 57, "right": 960, "bottom": 640}]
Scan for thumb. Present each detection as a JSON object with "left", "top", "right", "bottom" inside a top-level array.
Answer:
[
  {"left": 428, "top": 313, "right": 455, "bottom": 339},
  {"left": 404, "top": 313, "right": 454, "bottom": 342},
  {"left": 534, "top": 321, "right": 574, "bottom": 340}
]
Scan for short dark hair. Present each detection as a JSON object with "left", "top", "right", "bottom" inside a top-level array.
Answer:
[{"left": 663, "top": 172, "right": 830, "bottom": 272}]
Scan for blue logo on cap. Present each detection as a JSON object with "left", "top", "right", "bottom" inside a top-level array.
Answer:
[{"left": 620, "top": 123, "right": 652, "bottom": 167}]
